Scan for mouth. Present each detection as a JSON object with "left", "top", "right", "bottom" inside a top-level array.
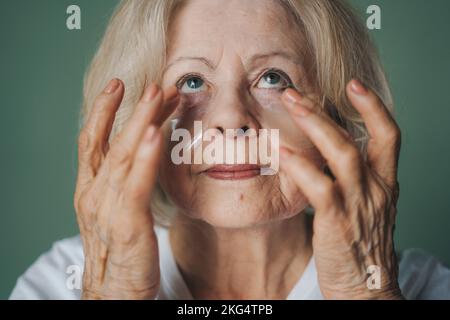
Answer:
[{"left": 203, "top": 164, "right": 261, "bottom": 180}]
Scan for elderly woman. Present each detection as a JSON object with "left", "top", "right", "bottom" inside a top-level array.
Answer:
[{"left": 11, "top": 0, "right": 450, "bottom": 300}]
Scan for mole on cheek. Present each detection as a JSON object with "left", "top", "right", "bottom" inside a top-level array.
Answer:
[{"left": 239, "top": 194, "right": 244, "bottom": 201}]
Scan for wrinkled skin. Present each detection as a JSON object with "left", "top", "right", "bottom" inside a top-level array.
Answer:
[{"left": 74, "top": 0, "right": 403, "bottom": 299}]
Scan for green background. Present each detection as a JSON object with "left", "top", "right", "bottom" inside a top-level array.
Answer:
[{"left": 1, "top": 0, "right": 449, "bottom": 299}]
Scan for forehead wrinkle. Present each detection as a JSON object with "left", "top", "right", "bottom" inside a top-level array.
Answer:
[
  {"left": 163, "top": 49, "right": 304, "bottom": 78},
  {"left": 243, "top": 51, "right": 304, "bottom": 73},
  {"left": 163, "top": 0, "right": 306, "bottom": 78},
  {"left": 162, "top": 56, "right": 215, "bottom": 75}
]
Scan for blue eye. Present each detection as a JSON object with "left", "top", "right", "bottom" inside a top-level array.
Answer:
[
  {"left": 178, "top": 75, "right": 206, "bottom": 93},
  {"left": 257, "top": 69, "right": 292, "bottom": 90}
]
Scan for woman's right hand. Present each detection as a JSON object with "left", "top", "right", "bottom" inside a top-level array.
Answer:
[{"left": 73, "top": 79, "right": 179, "bottom": 299}]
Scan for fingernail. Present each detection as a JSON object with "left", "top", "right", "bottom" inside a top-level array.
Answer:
[
  {"left": 351, "top": 79, "right": 368, "bottom": 95},
  {"left": 104, "top": 79, "right": 120, "bottom": 94},
  {"left": 142, "top": 83, "right": 160, "bottom": 102},
  {"left": 283, "top": 88, "right": 302, "bottom": 104},
  {"left": 283, "top": 89, "right": 311, "bottom": 117},
  {"left": 280, "top": 147, "right": 293, "bottom": 160}
]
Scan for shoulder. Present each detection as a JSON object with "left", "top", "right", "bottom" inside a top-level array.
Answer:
[
  {"left": 398, "top": 248, "right": 450, "bottom": 300},
  {"left": 13, "top": 234, "right": 449, "bottom": 300},
  {"left": 10, "top": 235, "right": 84, "bottom": 300},
  {"left": 9, "top": 228, "right": 170, "bottom": 300}
]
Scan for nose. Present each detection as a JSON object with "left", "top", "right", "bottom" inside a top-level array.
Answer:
[{"left": 205, "top": 88, "right": 260, "bottom": 135}]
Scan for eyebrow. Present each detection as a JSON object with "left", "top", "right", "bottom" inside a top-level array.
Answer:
[{"left": 162, "top": 51, "right": 302, "bottom": 76}]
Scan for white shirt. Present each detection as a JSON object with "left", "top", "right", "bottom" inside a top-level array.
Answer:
[{"left": 9, "top": 226, "right": 450, "bottom": 300}]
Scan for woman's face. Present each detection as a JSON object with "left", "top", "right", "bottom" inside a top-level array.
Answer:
[{"left": 160, "top": 0, "right": 323, "bottom": 228}]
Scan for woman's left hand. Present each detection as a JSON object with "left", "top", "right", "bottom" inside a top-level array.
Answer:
[{"left": 280, "top": 79, "right": 403, "bottom": 299}]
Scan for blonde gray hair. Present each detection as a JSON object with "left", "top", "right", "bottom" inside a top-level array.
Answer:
[{"left": 81, "top": 0, "right": 393, "bottom": 226}]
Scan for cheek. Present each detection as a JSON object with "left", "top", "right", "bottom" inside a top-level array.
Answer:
[
  {"left": 253, "top": 92, "right": 315, "bottom": 152},
  {"left": 279, "top": 147, "right": 325, "bottom": 211},
  {"left": 159, "top": 160, "right": 197, "bottom": 214},
  {"left": 158, "top": 128, "right": 195, "bottom": 208},
  {"left": 172, "top": 93, "right": 211, "bottom": 121},
  {"left": 157, "top": 90, "right": 324, "bottom": 220},
  {"left": 253, "top": 90, "right": 285, "bottom": 112}
]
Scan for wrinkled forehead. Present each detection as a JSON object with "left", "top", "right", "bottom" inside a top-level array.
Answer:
[{"left": 166, "top": 0, "right": 304, "bottom": 64}]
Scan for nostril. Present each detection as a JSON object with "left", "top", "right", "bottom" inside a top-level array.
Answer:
[
  {"left": 235, "top": 125, "right": 250, "bottom": 137},
  {"left": 216, "top": 127, "right": 225, "bottom": 134},
  {"left": 215, "top": 126, "right": 250, "bottom": 135},
  {"left": 241, "top": 125, "right": 250, "bottom": 132}
]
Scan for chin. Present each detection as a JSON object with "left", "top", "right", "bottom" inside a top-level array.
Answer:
[
  {"left": 161, "top": 164, "right": 311, "bottom": 229},
  {"left": 179, "top": 191, "right": 307, "bottom": 229}
]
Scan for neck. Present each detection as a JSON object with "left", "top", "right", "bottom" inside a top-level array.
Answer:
[{"left": 170, "top": 213, "right": 313, "bottom": 300}]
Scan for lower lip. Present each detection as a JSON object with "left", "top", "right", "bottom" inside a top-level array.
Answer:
[{"left": 204, "top": 169, "right": 261, "bottom": 180}]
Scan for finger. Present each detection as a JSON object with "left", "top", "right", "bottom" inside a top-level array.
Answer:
[
  {"left": 154, "top": 86, "right": 180, "bottom": 127},
  {"left": 279, "top": 147, "right": 338, "bottom": 212},
  {"left": 346, "top": 80, "right": 401, "bottom": 188},
  {"left": 91, "top": 86, "right": 178, "bottom": 194},
  {"left": 89, "top": 86, "right": 180, "bottom": 195},
  {"left": 109, "top": 84, "right": 179, "bottom": 168},
  {"left": 107, "top": 83, "right": 163, "bottom": 184},
  {"left": 123, "top": 126, "right": 163, "bottom": 211},
  {"left": 281, "top": 88, "right": 365, "bottom": 193},
  {"left": 76, "top": 78, "right": 124, "bottom": 189}
]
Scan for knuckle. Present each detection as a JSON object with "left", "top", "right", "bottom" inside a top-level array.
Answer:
[
  {"left": 77, "top": 193, "right": 97, "bottom": 217},
  {"left": 110, "top": 222, "right": 139, "bottom": 247},
  {"left": 385, "top": 125, "right": 402, "bottom": 146},
  {"left": 77, "top": 197, "right": 90, "bottom": 216},
  {"left": 109, "top": 139, "right": 132, "bottom": 168},
  {"left": 339, "top": 144, "right": 361, "bottom": 166},
  {"left": 315, "top": 180, "right": 335, "bottom": 202},
  {"left": 77, "top": 128, "right": 104, "bottom": 173},
  {"left": 371, "top": 185, "right": 390, "bottom": 213},
  {"left": 78, "top": 129, "right": 93, "bottom": 155},
  {"left": 93, "top": 93, "right": 112, "bottom": 112},
  {"left": 73, "top": 191, "right": 80, "bottom": 213}
]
